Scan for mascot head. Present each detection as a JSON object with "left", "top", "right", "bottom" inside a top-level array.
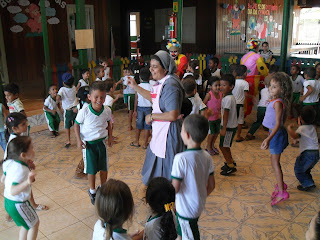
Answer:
[{"left": 166, "top": 39, "right": 181, "bottom": 60}]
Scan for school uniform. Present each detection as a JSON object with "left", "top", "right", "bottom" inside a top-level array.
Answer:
[
  {"left": 136, "top": 82, "right": 152, "bottom": 130},
  {"left": 58, "top": 86, "right": 78, "bottom": 129},
  {"left": 232, "top": 79, "right": 249, "bottom": 124},
  {"left": 78, "top": 79, "right": 89, "bottom": 87},
  {"left": 291, "top": 75, "right": 304, "bottom": 104},
  {"left": 302, "top": 79, "right": 320, "bottom": 123},
  {"left": 75, "top": 104, "right": 111, "bottom": 175},
  {"left": 188, "top": 92, "right": 207, "bottom": 115},
  {"left": 122, "top": 75, "right": 135, "bottom": 110},
  {"left": 92, "top": 220, "right": 131, "bottom": 240},
  {"left": 44, "top": 95, "right": 60, "bottom": 132},
  {"left": 7, "top": 98, "right": 24, "bottom": 113}
]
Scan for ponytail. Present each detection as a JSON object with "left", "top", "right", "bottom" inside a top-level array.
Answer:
[
  {"left": 103, "top": 222, "right": 113, "bottom": 240},
  {"left": 160, "top": 204, "right": 177, "bottom": 240},
  {"left": 190, "top": 60, "right": 200, "bottom": 80}
]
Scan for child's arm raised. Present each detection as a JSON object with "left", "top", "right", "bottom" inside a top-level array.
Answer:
[
  {"left": 203, "top": 92, "right": 211, "bottom": 104},
  {"left": 207, "top": 174, "right": 215, "bottom": 196},
  {"left": 261, "top": 101, "right": 282, "bottom": 150},
  {"left": 11, "top": 170, "right": 35, "bottom": 196}
]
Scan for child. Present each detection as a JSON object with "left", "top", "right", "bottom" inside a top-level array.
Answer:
[
  {"left": 0, "top": 102, "right": 8, "bottom": 150},
  {"left": 261, "top": 72, "right": 293, "bottom": 205},
  {"left": 290, "top": 64, "right": 304, "bottom": 118},
  {"left": 2, "top": 137, "right": 39, "bottom": 240},
  {"left": 99, "top": 57, "right": 111, "bottom": 81},
  {"left": 287, "top": 106, "right": 319, "bottom": 191},
  {"left": 203, "top": 76, "right": 222, "bottom": 155},
  {"left": 4, "top": 83, "right": 26, "bottom": 116},
  {"left": 300, "top": 67, "right": 320, "bottom": 125},
  {"left": 93, "top": 179, "right": 137, "bottom": 240},
  {"left": 131, "top": 67, "right": 152, "bottom": 149},
  {"left": 94, "top": 65, "right": 105, "bottom": 81},
  {"left": 245, "top": 65, "right": 279, "bottom": 140},
  {"left": 116, "top": 67, "right": 136, "bottom": 130},
  {"left": 201, "top": 68, "right": 211, "bottom": 99},
  {"left": 258, "top": 41, "right": 273, "bottom": 63},
  {"left": 43, "top": 84, "right": 60, "bottom": 137},
  {"left": 76, "top": 68, "right": 90, "bottom": 90},
  {"left": 219, "top": 74, "right": 238, "bottom": 175},
  {"left": 57, "top": 72, "right": 78, "bottom": 148},
  {"left": 74, "top": 81, "right": 113, "bottom": 205},
  {"left": 182, "top": 76, "right": 207, "bottom": 115},
  {"left": 208, "top": 57, "right": 222, "bottom": 78},
  {"left": 171, "top": 114, "right": 215, "bottom": 240},
  {"left": 232, "top": 65, "right": 251, "bottom": 142}
]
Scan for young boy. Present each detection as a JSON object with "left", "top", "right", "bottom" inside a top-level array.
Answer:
[
  {"left": 182, "top": 76, "right": 207, "bottom": 116},
  {"left": 208, "top": 57, "right": 223, "bottom": 79},
  {"left": 171, "top": 114, "right": 215, "bottom": 240},
  {"left": 232, "top": 65, "right": 251, "bottom": 142},
  {"left": 220, "top": 74, "right": 238, "bottom": 175},
  {"left": 57, "top": 72, "right": 78, "bottom": 148},
  {"left": 4, "top": 83, "right": 26, "bottom": 116},
  {"left": 99, "top": 57, "right": 111, "bottom": 81},
  {"left": 76, "top": 68, "right": 90, "bottom": 90},
  {"left": 94, "top": 65, "right": 105, "bottom": 81},
  {"left": 43, "top": 84, "right": 60, "bottom": 137},
  {"left": 116, "top": 67, "right": 135, "bottom": 130},
  {"left": 74, "top": 81, "right": 112, "bottom": 204},
  {"left": 300, "top": 67, "right": 320, "bottom": 125},
  {"left": 287, "top": 106, "right": 319, "bottom": 191},
  {"left": 131, "top": 67, "right": 152, "bottom": 149},
  {"left": 290, "top": 65, "right": 304, "bottom": 118}
]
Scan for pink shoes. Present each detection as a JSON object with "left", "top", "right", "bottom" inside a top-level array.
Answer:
[
  {"left": 271, "top": 183, "right": 288, "bottom": 199},
  {"left": 271, "top": 190, "right": 290, "bottom": 206}
]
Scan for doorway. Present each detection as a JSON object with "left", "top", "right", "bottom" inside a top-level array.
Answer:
[
  {"left": 130, "top": 12, "right": 141, "bottom": 58},
  {"left": 0, "top": 17, "right": 9, "bottom": 86}
]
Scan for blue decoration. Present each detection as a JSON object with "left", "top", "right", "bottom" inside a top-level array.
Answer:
[
  {"left": 13, "top": 13, "right": 28, "bottom": 23},
  {"left": 46, "top": 7, "right": 56, "bottom": 17}
]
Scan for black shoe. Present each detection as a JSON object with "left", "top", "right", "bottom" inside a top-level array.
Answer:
[
  {"left": 88, "top": 189, "right": 96, "bottom": 205},
  {"left": 221, "top": 162, "right": 237, "bottom": 171},
  {"left": 297, "top": 185, "right": 316, "bottom": 192},
  {"left": 220, "top": 166, "right": 237, "bottom": 176}
]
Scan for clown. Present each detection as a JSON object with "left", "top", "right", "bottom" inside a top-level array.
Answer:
[
  {"left": 166, "top": 39, "right": 188, "bottom": 78},
  {"left": 240, "top": 38, "right": 268, "bottom": 77}
]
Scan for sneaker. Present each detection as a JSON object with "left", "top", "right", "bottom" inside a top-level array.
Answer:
[
  {"left": 297, "top": 185, "right": 316, "bottom": 192},
  {"left": 271, "top": 183, "right": 288, "bottom": 199},
  {"left": 271, "top": 190, "right": 289, "bottom": 206},
  {"left": 221, "top": 162, "right": 237, "bottom": 171},
  {"left": 212, "top": 147, "right": 220, "bottom": 155},
  {"left": 88, "top": 190, "right": 96, "bottom": 205},
  {"left": 220, "top": 165, "right": 237, "bottom": 176}
]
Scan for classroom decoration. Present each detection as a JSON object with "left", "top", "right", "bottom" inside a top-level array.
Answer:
[
  {"left": 3, "top": 0, "right": 64, "bottom": 36},
  {"left": 221, "top": 0, "right": 245, "bottom": 35},
  {"left": 75, "top": 29, "right": 94, "bottom": 49}
]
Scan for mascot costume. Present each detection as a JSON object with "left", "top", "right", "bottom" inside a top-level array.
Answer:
[{"left": 166, "top": 39, "right": 188, "bottom": 78}]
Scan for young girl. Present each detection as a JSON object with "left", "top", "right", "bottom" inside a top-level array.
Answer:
[
  {"left": 77, "top": 68, "right": 90, "bottom": 90},
  {"left": 184, "top": 60, "right": 203, "bottom": 95},
  {"left": 203, "top": 76, "right": 222, "bottom": 155},
  {"left": 2, "top": 136, "right": 39, "bottom": 240},
  {"left": 93, "top": 179, "right": 138, "bottom": 240},
  {"left": 261, "top": 72, "right": 292, "bottom": 205},
  {"left": 4, "top": 112, "right": 48, "bottom": 211}
]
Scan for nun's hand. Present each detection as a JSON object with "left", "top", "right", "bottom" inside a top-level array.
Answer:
[{"left": 127, "top": 77, "right": 137, "bottom": 89}]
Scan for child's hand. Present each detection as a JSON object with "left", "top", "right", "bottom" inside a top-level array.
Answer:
[
  {"left": 51, "top": 110, "right": 57, "bottom": 115},
  {"left": 127, "top": 77, "right": 137, "bottom": 89},
  {"left": 27, "top": 160, "right": 36, "bottom": 170},
  {"left": 77, "top": 141, "right": 86, "bottom": 149},
  {"left": 133, "top": 111, "right": 137, "bottom": 118},
  {"left": 288, "top": 123, "right": 295, "bottom": 129},
  {"left": 207, "top": 108, "right": 213, "bottom": 117},
  {"left": 145, "top": 114, "right": 152, "bottom": 125},
  {"left": 73, "top": 108, "right": 78, "bottom": 114},
  {"left": 299, "top": 96, "right": 305, "bottom": 102},
  {"left": 27, "top": 170, "right": 36, "bottom": 184},
  {"left": 220, "top": 128, "right": 226, "bottom": 136},
  {"left": 261, "top": 138, "right": 270, "bottom": 150},
  {"left": 108, "top": 137, "right": 113, "bottom": 147}
]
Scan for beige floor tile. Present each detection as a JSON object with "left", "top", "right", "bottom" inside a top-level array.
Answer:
[
  {"left": 273, "top": 222, "right": 307, "bottom": 240},
  {"left": 34, "top": 195, "right": 60, "bottom": 217},
  {"left": 31, "top": 185, "right": 45, "bottom": 199},
  {"left": 39, "top": 208, "right": 78, "bottom": 236},
  {"left": 64, "top": 197, "right": 95, "bottom": 220},
  {"left": 47, "top": 222, "right": 93, "bottom": 240},
  {"left": 46, "top": 185, "right": 88, "bottom": 206},
  {"left": 81, "top": 215, "right": 98, "bottom": 230},
  {"left": 33, "top": 176, "right": 74, "bottom": 195},
  {"left": 199, "top": 214, "right": 239, "bottom": 236},
  {"left": 0, "top": 226, "right": 45, "bottom": 239},
  {"left": 228, "top": 224, "right": 270, "bottom": 240}
]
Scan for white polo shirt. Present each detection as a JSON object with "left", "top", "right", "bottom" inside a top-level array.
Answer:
[
  {"left": 58, "top": 86, "right": 77, "bottom": 110},
  {"left": 303, "top": 80, "right": 320, "bottom": 104},
  {"left": 232, "top": 79, "right": 249, "bottom": 104},
  {"left": 7, "top": 98, "right": 24, "bottom": 113},
  {"left": 3, "top": 159, "right": 31, "bottom": 202},
  {"left": 43, "top": 95, "right": 58, "bottom": 111},
  {"left": 221, "top": 94, "right": 238, "bottom": 128},
  {"left": 122, "top": 76, "right": 135, "bottom": 94},
  {"left": 189, "top": 92, "right": 207, "bottom": 114},
  {"left": 296, "top": 125, "right": 319, "bottom": 154},
  {"left": 171, "top": 149, "right": 214, "bottom": 218},
  {"left": 75, "top": 104, "right": 111, "bottom": 142},
  {"left": 257, "top": 87, "right": 270, "bottom": 108},
  {"left": 104, "top": 95, "right": 114, "bottom": 108},
  {"left": 137, "top": 82, "right": 152, "bottom": 107},
  {"left": 78, "top": 79, "right": 89, "bottom": 87},
  {"left": 291, "top": 75, "right": 304, "bottom": 93}
]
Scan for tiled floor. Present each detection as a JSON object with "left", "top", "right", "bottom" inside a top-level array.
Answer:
[{"left": 1, "top": 108, "right": 320, "bottom": 239}]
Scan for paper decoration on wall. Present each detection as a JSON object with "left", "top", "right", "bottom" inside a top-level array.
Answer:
[
  {"left": 270, "top": 32, "right": 274, "bottom": 37},
  {"left": 5, "top": 0, "right": 65, "bottom": 36},
  {"left": 275, "top": 32, "right": 279, "bottom": 38},
  {"left": 264, "top": 16, "right": 268, "bottom": 21},
  {"left": 227, "top": 21, "right": 232, "bottom": 28},
  {"left": 75, "top": 29, "right": 94, "bottom": 49},
  {"left": 247, "top": 28, "right": 252, "bottom": 34},
  {"left": 267, "top": 15, "right": 275, "bottom": 35},
  {"left": 241, "top": 21, "right": 246, "bottom": 28},
  {"left": 249, "top": 16, "right": 256, "bottom": 30},
  {"left": 221, "top": 1, "right": 245, "bottom": 36},
  {"left": 222, "top": 15, "right": 228, "bottom": 22},
  {"left": 256, "top": 16, "right": 267, "bottom": 40},
  {"left": 241, "top": 34, "right": 246, "bottom": 40},
  {"left": 278, "top": 25, "right": 282, "bottom": 30}
]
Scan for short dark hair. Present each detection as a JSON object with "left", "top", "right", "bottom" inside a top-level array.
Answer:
[
  {"left": 305, "top": 67, "right": 316, "bottom": 79},
  {"left": 221, "top": 73, "right": 235, "bottom": 86},
  {"left": 300, "top": 105, "right": 316, "bottom": 124},
  {"left": 139, "top": 67, "right": 151, "bottom": 82},
  {"left": 207, "top": 76, "right": 220, "bottom": 87},
  {"left": 210, "top": 57, "right": 219, "bottom": 65},
  {"left": 4, "top": 83, "right": 19, "bottom": 95},
  {"left": 235, "top": 65, "right": 247, "bottom": 77},
  {"left": 104, "top": 79, "right": 115, "bottom": 92},
  {"left": 262, "top": 41, "right": 269, "bottom": 46},
  {"left": 93, "top": 65, "right": 104, "bottom": 76},
  {"left": 48, "top": 84, "right": 56, "bottom": 92},
  {"left": 181, "top": 98, "right": 193, "bottom": 119},
  {"left": 290, "top": 64, "right": 300, "bottom": 73},
  {"left": 80, "top": 68, "right": 90, "bottom": 76},
  {"left": 229, "top": 63, "right": 238, "bottom": 75},
  {"left": 182, "top": 76, "right": 197, "bottom": 95},
  {"left": 6, "top": 136, "right": 32, "bottom": 160},
  {"left": 89, "top": 81, "right": 106, "bottom": 93},
  {"left": 202, "top": 68, "right": 211, "bottom": 80},
  {"left": 98, "top": 56, "right": 108, "bottom": 64},
  {"left": 76, "top": 86, "right": 90, "bottom": 102},
  {"left": 269, "top": 64, "right": 280, "bottom": 74},
  {"left": 183, "top": 114, "right": 208, "bottom": 143}
]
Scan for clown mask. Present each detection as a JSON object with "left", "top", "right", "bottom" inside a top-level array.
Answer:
[{"left": 169, "top": 46, "right": 179, "bottom": 60}]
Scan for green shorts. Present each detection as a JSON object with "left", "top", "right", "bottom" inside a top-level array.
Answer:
[
  {"left": 176, "top": 212, "right": 200, "bottom": 240},
  {"left": 64, "top": 109, "right": 77, "bottom": 129},
  {"left": 292, "top": 92, "right": 300, "bottom": 104},
  {"left": 124, "top": 94, "right": 135, "bottom": 111},
  {"left": 219, "top": 127, "right": 237, "bottom": 147},
  {"left": 5, "top": 198, "right": 38, "bottom": 230},
  {"left": 208, "top": 119, "right": 221, "bottom": 135},
  {"left": 82, "top": 139, "right": 108, "bottom": 175}
]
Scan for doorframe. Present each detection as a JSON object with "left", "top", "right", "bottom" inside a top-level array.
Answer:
[{"left": 0, "top": 17, "right": 9, "bottom": 84}]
